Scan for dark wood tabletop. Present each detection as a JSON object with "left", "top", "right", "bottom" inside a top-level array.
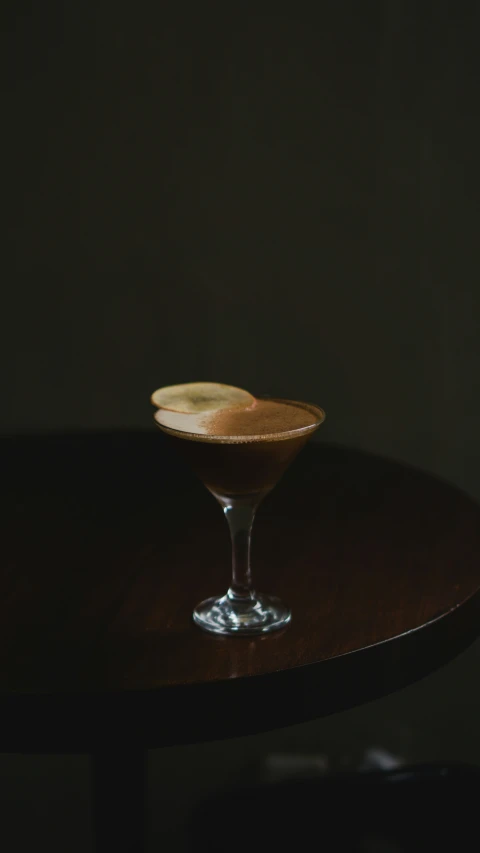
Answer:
[{"left": 1, "top": 431, "right": 480, "bottom": 753}]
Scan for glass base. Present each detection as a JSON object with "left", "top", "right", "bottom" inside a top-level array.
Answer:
[{"left": 193, "top": 592, "right": 291, "bottom": 636}]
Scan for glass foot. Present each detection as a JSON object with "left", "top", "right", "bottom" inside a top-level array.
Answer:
[{"left": 193, "top": 592, "right": 291, "bottom": 636}]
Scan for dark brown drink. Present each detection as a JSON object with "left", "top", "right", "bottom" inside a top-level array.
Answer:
[{"left": 154, "top": 398, "right": 324, "bottom": 499}]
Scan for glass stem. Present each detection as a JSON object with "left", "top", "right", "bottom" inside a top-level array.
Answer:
[{"left": 222, "top": 500, "right": 258, "bottom": 602}]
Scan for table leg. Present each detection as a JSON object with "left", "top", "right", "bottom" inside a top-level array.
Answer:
[{"left": 91, "top": 747, "right": 147, "bottom": 853}]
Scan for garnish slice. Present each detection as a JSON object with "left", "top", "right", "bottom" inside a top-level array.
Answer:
[{"left": 150, "top": 382, "right": 254, "bottom": 414}]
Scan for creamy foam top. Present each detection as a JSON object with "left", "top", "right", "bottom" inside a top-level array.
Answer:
[{"left": 155, "top": 399, "right": 324, "bottom": 442}]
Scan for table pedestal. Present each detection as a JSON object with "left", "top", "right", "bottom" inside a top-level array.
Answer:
[{"left": 91, "top": 748, "right": 147, "bottom": 853}]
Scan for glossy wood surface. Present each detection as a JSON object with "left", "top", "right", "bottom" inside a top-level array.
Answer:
[{"left": 1, "top": 432, "right": 479, "bottom": 751}]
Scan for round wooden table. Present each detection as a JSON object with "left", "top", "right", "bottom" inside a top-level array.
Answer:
[{"left": 2, "top": 432, "right": 480, "bottom": 851}]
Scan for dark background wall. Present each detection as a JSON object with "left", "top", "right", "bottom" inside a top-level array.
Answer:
[
  {"left": 4, "top": 1, "right": 480, "bottom": 494},
  {"left": 2, "top": 2, "right": 480, "bottom": 850}
]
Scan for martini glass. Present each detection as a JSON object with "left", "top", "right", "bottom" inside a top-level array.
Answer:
[{"left": 154, "top": 398, "right": 325, "bottom": 635}]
